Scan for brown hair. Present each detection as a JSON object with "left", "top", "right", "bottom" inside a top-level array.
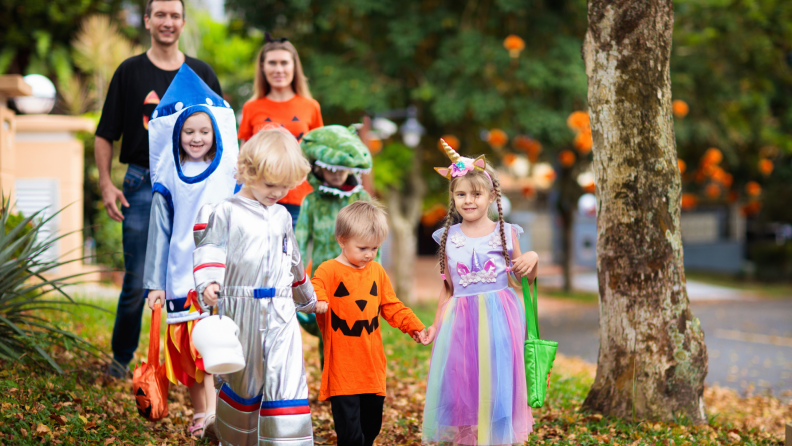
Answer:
[
  {"left": 250, "top": 41, "right": 313, "bottom": 102},
  {"left": 236, "top": 127, "right": 310, "bottom": 187},
  {"left": 335, "top": 200, "right": 389, "bottom": 245},
  {"left": 178, "top": 111, "right": 216, "bottom": 164},
  {"left": 144, "top": 0, "right": 185, "bottom": 18},
  {"left": 437, "top": 167, "right": 520, "bottom": 297}
]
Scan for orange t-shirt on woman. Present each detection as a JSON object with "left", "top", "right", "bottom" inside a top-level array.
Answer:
[{"left": 238, "top": 95, "right": 323, "bottom": 205}]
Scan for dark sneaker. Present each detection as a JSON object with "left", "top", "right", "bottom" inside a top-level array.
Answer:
[{"left": 105, "top": 361, "right": 129, "bottom": 379}]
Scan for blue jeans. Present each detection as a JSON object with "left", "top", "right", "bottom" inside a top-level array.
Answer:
[{"left": 110, "top": 164, "right": 152, "bottom": 366}]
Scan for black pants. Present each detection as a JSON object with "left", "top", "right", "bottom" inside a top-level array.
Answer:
[{"left": 329, "top": 394, "right": 385, "bottom": 446}]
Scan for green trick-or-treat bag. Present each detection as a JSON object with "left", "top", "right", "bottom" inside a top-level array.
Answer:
[{"left": 522, "top": 276, "right": 558, "bottom": 408}]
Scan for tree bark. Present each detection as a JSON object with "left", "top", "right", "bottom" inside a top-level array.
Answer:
[
  {"left": 385, "top": 145, "right": 426, "bottom": 304},
  {"left": 582, "top": 0, "right": 708, "bottom": 424}
]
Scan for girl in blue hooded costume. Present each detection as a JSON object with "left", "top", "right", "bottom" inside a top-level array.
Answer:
[{"left": 143, "top": 64, "right": 240, "bottom": 439}]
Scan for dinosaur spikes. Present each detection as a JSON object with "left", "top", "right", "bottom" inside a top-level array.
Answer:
[{"left": 440, "top": 138, "right": 461, "bottom": 163}]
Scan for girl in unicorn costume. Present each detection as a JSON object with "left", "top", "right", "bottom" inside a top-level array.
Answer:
[
  {"left": 143, "top": 64, "right": 240, "bottom": 439},
  {"left": 421, "top": 140, "right": 539, "bottom": 445}
]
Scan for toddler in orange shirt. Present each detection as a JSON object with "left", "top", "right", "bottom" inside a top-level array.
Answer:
[{"left": 311, "top": 201, "right": 427, "bottom": 446}]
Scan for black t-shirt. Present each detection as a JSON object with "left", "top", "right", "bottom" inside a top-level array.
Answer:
[{"left": 95, "top": 53, "right": 222, "bottom": 168}]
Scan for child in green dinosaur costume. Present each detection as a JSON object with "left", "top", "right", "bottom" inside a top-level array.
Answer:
[{"left": 295, "top": 125, "right": 375, "bottom": 347}]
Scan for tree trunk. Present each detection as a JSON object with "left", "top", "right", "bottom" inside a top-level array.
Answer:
[
  {"left": 385, "top": 145, "right": 426, "bottom": 304},
  {"left": 581, "top": 0, "right": 708, "bottom": 424}
]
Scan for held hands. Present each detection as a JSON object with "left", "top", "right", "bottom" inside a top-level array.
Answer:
[
  {"left": 511, "top": 251, "right": 539, "bottom": 281},
  {"left": 412, "top": 325, "right": 437, "bottom": 346},
  {"left": 411, "top": 329, "right": 429, "bottom": 344},
  {"left": 203, "top": 283, "right": 220, "bottom": 306},
  {"left": 314, "top": 301, "right": 329, "bottom": 314},
  {"left": 147, "top": 290, "right": 165, "bottom": 310}
]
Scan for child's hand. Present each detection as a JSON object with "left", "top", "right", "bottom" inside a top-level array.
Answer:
[
  {"left": 315, "top": 301, "right": 329, "bottom": 314},
  {"left": 147, "top": 290, "right": 165, "bottom": 310},
  {"left": 421, "top": 325, "right": 437, "bottom": 346},
  {"left": 511, "top": 251, "right": 539, "bottom": 281},
  {"left": 203, "top": 283, "right": 220, "bottom": 306},
  {"left": 412, "top": 329, "right": 428, "bottom": 344}
]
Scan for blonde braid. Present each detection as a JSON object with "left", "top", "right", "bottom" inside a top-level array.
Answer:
[
  {"left": 438, "top": 197, "right": 456, "bottom": 297},
  {"left": 493, "top": 175, "right": 521, "bottom": 289}
]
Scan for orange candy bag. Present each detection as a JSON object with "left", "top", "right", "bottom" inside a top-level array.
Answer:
[{"left": 132, "top": 304, "right": 169, "bottom": 421}]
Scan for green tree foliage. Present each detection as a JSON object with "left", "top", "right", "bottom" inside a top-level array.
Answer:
[
  {"left": 671, "top": 0, "right": 792, "bottom": 222},
  {"left": 225, "top": 0, "right": 589, "bottom": 172},
  {"left": 0, "top": 0, "right": 124, "bottom": 76},
  {"left": 180, "top": 12, "right": 264, "bottom": 109}
]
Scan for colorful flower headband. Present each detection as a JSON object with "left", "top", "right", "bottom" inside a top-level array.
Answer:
[{"left": 434, "top": 139, "right": 492, "bottom": 185}]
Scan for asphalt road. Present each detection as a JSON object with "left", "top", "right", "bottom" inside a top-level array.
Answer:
[{"left": 540, "top": 298, "right": 792, "bottom": 401}]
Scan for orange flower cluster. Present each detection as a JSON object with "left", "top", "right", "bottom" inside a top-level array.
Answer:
[
  {"left": 745, "top": 181, "right": 761, "bottom": 197},
  {"left": 503, "top": 153, "right": 517, "bottom": 166},
  {"left": 503, "top": 35, "right": 525, "bottom": 58},
  {"left": 439, "top": 135, "right": 460, "bottom": 151},
  {"left": 567, "top": 111, "right": 592, "bottom": 154},
  {"left": 678, "top": 159, "right": 686, "bottom": 174},
  {"left": 694, "top": 148, "right": 732, "bottom": 189},
  {"left": 367, "top": 138, "right": 383, "bottom": 155},
  {"left": 758, "top": 158, "right": 773, "bottom": 176},
  {"left": 705, "top": 183, "right": 721, "bottom": 199},
  {"left": 672, "top": 100, "right": 689, "bottom": 118},
  {"left": 513, "top": 135, "right": 542, "bottom": 162},
  {"left": 521, "top": 185, "right": 536, "bottom": 198},
  {"left": 558, "top": 150, "right": 576, "bottom": 168},
  {"left": 421, "top": 203, "right": 448, "bottom": 227},
  {"left": 487, "top": 129, "right": 508, "bottom": 149},
  {"left": 741, "top": 201, "right": 762, "bottom": 216},
  {"left": 681, "top": 193, "right": 698, "bottom": 210}
]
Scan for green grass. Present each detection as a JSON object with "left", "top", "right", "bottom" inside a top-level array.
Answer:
[
  {"left": 0, "top": 297, "right": 786, "bottom": 445},
  {"left": 542, "top": 288, "right": 600, "bottom": 304}
]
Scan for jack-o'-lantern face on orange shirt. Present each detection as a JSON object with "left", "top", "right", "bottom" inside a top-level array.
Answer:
[{"left": 330, "top": 279, "right": 381, "bottom": 337}]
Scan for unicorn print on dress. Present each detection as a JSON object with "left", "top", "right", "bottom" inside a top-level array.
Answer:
[{"left": 457, "top": 249, "right": 497, "bottom": 287}]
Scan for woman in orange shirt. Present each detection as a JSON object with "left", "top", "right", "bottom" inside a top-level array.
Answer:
[{"left": 238, "top": 34, "right": 323, "bottom": 227}]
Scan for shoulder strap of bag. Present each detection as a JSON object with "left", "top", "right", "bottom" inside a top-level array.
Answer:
[
  {"left": 148, "top": 304, "right": 161, "bottom": 364},
  {"left": 522, "top": 276, "right": 540, "bottom": 340}
]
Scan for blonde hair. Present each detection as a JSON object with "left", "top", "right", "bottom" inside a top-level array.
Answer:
[
  {"left": 236, "top": 127, "right": 310, "bottom": 187},
  {"left": 250, "top": 40, "right": 313, "bottom": 102},
  {"left": 335, "top": 201, "right": 389, "bottom": 244},
  {"left": 437, "top": 167, "right": 521, "bottom": 296}
]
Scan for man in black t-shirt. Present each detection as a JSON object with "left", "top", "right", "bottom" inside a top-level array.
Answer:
[{"left": 95, "top": 0, "right": 221, "bottom": 379}]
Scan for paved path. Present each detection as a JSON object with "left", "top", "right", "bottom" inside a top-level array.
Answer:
[
  {"left": 540, "top": 272, "right": 750, "bottom": 301},
  {"left": 540, "top": 298, "right": 792, "bottom": 401}
]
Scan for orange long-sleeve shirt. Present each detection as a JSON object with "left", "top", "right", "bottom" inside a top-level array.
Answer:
[{"left": 313, "top": 260, "right": 425, "bottom": 400}]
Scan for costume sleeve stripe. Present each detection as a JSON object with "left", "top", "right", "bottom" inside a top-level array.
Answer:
[
  {"left": 193, "top": 223, "right": 207, "bottom": 230},
  {"left": 260, "top": 406, "right": 311, "bottom": 416},
  {"left": 193, "top": 263, "right": 226, "bottom": 272},
  {"left": 292, "top": 273, "right": 307, "bottom": 287}
]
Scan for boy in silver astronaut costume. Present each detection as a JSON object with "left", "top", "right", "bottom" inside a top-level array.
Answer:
[{"left": 192, "top": 129, "right": 320, "bottom": 446}]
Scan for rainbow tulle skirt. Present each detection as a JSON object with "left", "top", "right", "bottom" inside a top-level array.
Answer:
[{"left": 422, "top": 288, "right": 533, "bottom": 445}]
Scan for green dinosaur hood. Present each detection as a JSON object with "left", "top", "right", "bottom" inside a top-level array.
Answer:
[{"left": 301, "top": 125, "right": 373, "bottom": 197}]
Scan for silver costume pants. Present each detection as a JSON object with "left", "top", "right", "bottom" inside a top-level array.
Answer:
[{"left": 215, "top": 290, "right": 313, "bottom": 446}]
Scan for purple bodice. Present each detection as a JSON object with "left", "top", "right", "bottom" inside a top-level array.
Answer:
[{"left": 433, "top": 222, "right": 523, "bottom": 297}]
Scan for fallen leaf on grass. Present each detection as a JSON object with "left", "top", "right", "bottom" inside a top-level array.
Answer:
[
  {"left": 86, "top": 421, "right": 97, "bottom": 429},
  {"left": 50, "top": 414, "right": 67, "bottom": 425},
  {"left": 36, "top": 423, "right": 51, "bottom": 435},
  {"left": 104, "top": 437, "right": 116, "bottom": 445},
  {"left": 78, "top": 415, "right": 88, "bottom": 424}
]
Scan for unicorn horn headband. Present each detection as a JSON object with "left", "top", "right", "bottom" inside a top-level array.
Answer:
[{"left": 434, "top": 138, "right": 492, "bottom": 185}]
